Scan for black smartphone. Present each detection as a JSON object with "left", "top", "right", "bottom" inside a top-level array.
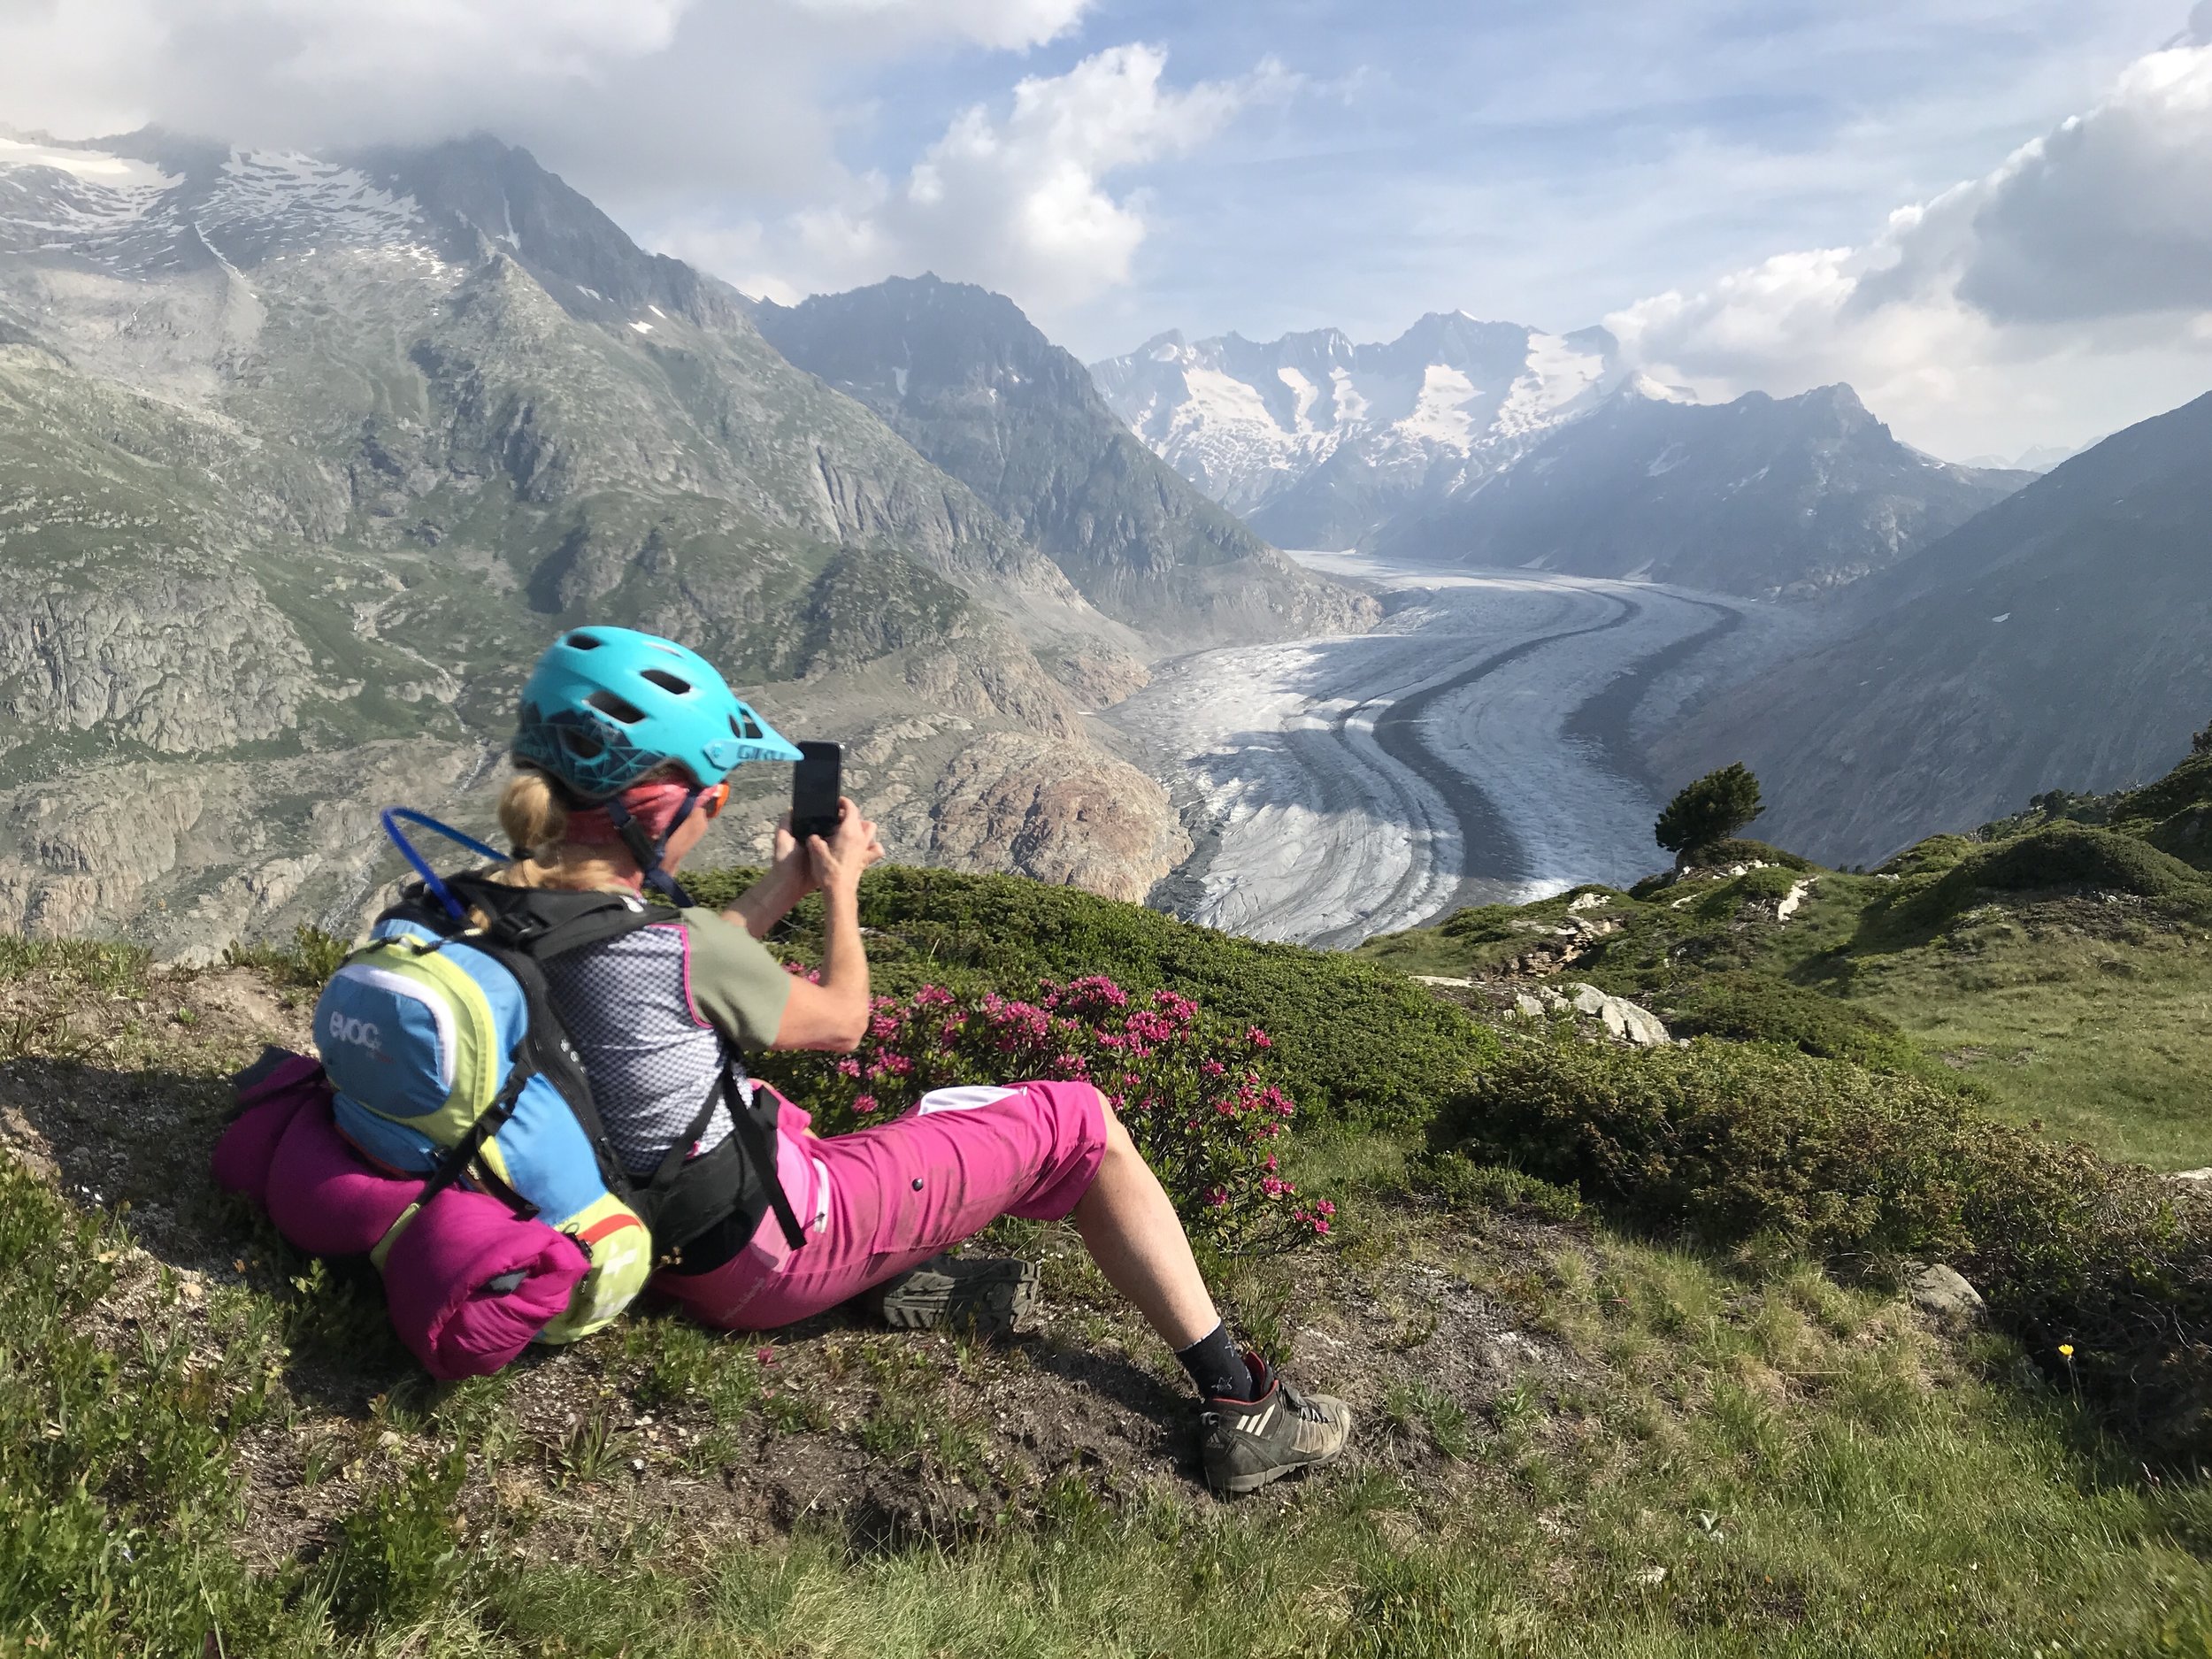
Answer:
[{"left": 790, "top": 741, "right": 844, "bottom": 843}]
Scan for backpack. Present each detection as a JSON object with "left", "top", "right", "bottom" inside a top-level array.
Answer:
[{"left": 311, "top": 811, "right": 806, "bottom": 1345}]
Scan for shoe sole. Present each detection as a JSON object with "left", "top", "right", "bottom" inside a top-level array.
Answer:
[
  {"left": 879, "top": 1259, "right": 1041, "bottom": 1337},
  {"left": 1206, "top": 1449, "right": 1343, "bottom": 1496}
]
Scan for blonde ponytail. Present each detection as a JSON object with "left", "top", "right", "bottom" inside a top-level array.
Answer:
[{"left": 496, "top": 767, "right": 571, "bottom": 888}]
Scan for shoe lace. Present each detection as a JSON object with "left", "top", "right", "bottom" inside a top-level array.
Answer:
[{"left": 1278, "top": 1379, "right": 1328, "bottom": 1422}]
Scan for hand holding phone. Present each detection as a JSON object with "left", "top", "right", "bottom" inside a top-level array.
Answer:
[{"left": 790, "top": 741, "right": 844, "bottom": 844}]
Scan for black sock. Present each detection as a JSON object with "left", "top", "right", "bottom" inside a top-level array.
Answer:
[{"left": 1175, "top": 1322, "right": 1257, "bottom": 1402}]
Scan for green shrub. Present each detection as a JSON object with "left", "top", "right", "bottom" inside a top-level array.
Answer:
[
  {"left": 1950, "top": 825, "right": 2201, "bottom": 900},
  {"left": 1876, "top": 835, "right": 1978, "bottom": 879},
  {"left": 689, "top": 864, "right": 1496, "bottom": 1128},
  {"left": 1895, "top": 825, "right": 2208, "bottom": 930},
  {"left": 1655, "top": 972, "right": 1919, "bottom": 1070},
  {"left": 1435, "top": 1034, "right": 2212, "bottom": 1453},
  {"left": 757, "top": 977, "right": 1331, "bottom": 1254},
  {"left": 1691, "top": 838, "right": 1815, "bottom": 872}
]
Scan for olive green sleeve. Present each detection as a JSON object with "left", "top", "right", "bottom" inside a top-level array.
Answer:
[{"left": 677, "top": 910, "right": 795, "bottom": 1049}]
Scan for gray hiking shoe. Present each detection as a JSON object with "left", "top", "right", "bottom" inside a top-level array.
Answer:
[
  {"left": 1200, "top": 1357, "right": 1354, "bottom": 1496},
  {"left": 877, "top": 1255, "right": 1040, "bottom": 1337}
]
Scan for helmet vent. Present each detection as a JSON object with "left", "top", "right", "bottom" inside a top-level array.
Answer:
[
  {"left": 585, "top": 689, "right": 647, "bottom": 725},
  {"left": 640, "top": 668, "right": 692, "bottom": 696},
  {"left": 732, "top": 710, "right": 764, "bottom": 741},
  {"left": 558, "top": 726, "right": 604, "bottom": 759},
  {"left": 565, "top": 631, "right": 603, "bottom": 650}
]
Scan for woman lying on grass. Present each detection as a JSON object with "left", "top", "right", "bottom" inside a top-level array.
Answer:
[{"left": 497, "top": 626, "right": 1352, "bottom": 1496}]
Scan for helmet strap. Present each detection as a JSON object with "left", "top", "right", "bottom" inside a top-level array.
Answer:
[{"left": 605, "top": 788, "right": 703, "bottom": 909}]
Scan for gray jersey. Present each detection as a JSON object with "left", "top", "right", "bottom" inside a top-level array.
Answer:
[{"left": 540, "top": 910, "right": 795, "bottom": 1178}]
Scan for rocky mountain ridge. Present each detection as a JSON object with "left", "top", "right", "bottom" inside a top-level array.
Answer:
[
  {"left": 1656, "top": 389, "right": 2212, "bottom": 864},
  {"left": 750, "top": 276, "right": 1376, "bottom": 648},
  {"left": 0, "top": 130, "right": 1299, "bottom": 949},
  {"left": 1373, "top": 379, "right": 2031, "bottom": 599}
]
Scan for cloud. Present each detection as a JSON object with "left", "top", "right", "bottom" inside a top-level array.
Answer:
[
  {"left": 784, "top": 0, "right": 1090, "bottom": 50},
  {"left": 1609, "top": 41, "right": 2212, "bottom": 457},
  {"left": 1953, "top": 48, "right": 2212, "bottom": 322},
  {"left": 0, "top": 0, "right": 1095, "bottom": 196},
  {"left": 680, "top": 44, "right": 1288, "bottom": 318}
]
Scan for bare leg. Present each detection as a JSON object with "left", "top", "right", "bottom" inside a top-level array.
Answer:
[{"left": 1071, "top": 1110, "right": 1220, "bottom": 1351}]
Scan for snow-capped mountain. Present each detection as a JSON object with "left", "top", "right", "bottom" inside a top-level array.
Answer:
[
  {"left": 1089, "top": 312, "right": 1623, "bottom": 549},
  {"left": 1373, "top": 378, "right": 2032, "bottom": 598}
]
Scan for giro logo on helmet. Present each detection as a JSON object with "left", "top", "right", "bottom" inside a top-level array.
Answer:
[{"left": 326, "top": 1010, "right": 384, "bottom": 1055}]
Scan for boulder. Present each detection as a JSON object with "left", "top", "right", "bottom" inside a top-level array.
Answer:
[
  {"left": 1907, "top": 1263, "right": 1986, "bottom": 1323},
  {"left": 1601, "top": 999, "right": 1671, "bottom": 1047},
  {"left": 1774, "top": 879, "right": 1816, "bottom": 923},
  {"left": 1563, "top": 983, "right": 1671, "bottom": 1047}
]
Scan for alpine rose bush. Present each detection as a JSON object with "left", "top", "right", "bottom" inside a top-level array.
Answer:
[{"left": 758, "top": 975, "right": 1330, "bottom": 1254}]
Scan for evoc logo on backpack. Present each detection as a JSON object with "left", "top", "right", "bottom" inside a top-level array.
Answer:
[{"left": 325, "top": 1009, "right": 383, "bottom": 1055}]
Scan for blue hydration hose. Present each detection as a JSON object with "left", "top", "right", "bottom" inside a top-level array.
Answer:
[{"left": 380, "top": 808, "right": 507, "bottom": 922}]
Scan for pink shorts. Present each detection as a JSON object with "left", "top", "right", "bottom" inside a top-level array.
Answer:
[{"left": 655, "top": 1080, "right": 1109, "bottom": 1331}]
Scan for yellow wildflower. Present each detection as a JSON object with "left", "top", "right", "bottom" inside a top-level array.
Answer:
[{"left": 2058, "top": 1344, "right": 2075, "bottom": 1358}]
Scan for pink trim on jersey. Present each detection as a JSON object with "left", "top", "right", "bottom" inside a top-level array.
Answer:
[{"left": 657, "top": 920, "right": 714, "bottom": 1030}]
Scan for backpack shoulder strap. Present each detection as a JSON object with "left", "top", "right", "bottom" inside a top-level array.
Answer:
[{"left": 445, "top": 874, "right": 657, "bottom": 961}]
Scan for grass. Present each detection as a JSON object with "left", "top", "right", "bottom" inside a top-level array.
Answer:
[
  {"left": 1838, "top": 901, "right": 2212, "bottom": 1170},
  {"left": 12, "top": 827, "right": 2212, "bottom": 1651},
  {"left": 9, "top": 1122, "right": 2212, "bottom": 1655},
  {"left": 1362, "top": 847, "right": 2212, "bottom": 1171}
]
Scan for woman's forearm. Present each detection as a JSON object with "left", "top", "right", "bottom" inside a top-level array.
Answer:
[
  {"left": 818, "top": 883, "right": 871, "bottom": 1043},
  {"left": 724, "top": 861, "right": 810, "bottom": 941}
]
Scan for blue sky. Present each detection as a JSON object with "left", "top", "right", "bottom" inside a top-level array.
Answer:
[
  {"left": 5, "top": 0, "right": 2208, "bottom": 456},
  {"left": 755, "top": 0, "right": 2184, "bottom": 355}
]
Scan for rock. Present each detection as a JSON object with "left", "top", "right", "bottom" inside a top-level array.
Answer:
[
  {"left": 1513, "top": 993, "right": 1547, "bottom": 1019},
  {"left": 2173, "top": 1169, "right": 2212, "bottom": 1182},
  {"left": 1041, "top": 647, "right": 1151, "bottom": 710},
  {"left": 926, "top": 731, "right": 1191, "bottom": 903},
  {"left": 1602, "top": 999, "right": 1671, "bottom": 1047},
  {"left": 1566, "top": 891, "right": 1609, "bottom": 913},
  {"left": 1907, "top": 1263, "right": 1986, "bottom": 1322},
  {"left": 1563, "top": 982, "right": 1671, "bottom": 1046},
  {"left": 1413, "top": 975, "right": 1474, "bottom": 988},
  {"left": 157, "top": 943, "right": 225, "bottom": 971},
  {"left": 1774, "top": 878, "right": 1816, "bottom": 923}
]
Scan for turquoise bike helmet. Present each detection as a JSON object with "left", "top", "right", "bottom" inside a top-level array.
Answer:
[{"left": 512, "top": 626, "right": 801, "bottom": 802}]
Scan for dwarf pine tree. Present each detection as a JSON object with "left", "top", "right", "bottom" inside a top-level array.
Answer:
[{"left": 1656, "top": 764, "right": 1763, "bottom": 859}]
